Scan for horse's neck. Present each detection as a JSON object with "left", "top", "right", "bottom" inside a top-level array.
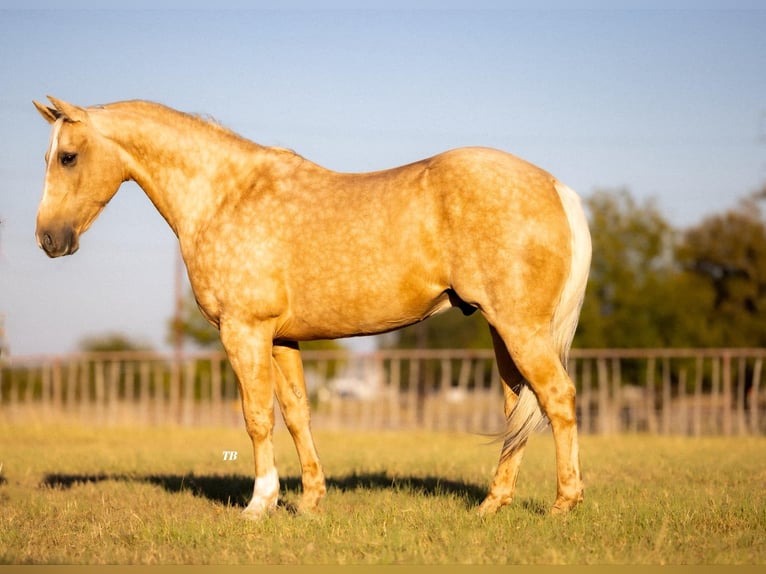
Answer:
[{"left": 95, "top": 105, "right": 262, "bottom": 241}]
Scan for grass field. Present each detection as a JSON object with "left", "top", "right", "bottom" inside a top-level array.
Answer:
[{"left": 0, "top": 423, "right": 764, "bottom": 565}]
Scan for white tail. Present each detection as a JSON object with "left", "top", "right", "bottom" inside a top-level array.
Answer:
[
  {"left": 502, "top": 182, "right": 592, "bottom": 458},
  {"left": 550, "top": 182, "right": 593, "bottom": 367}
]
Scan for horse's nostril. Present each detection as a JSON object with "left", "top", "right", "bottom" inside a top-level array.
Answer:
[{"left": 43, "top": 233, "right": 53, "bottom": 248}]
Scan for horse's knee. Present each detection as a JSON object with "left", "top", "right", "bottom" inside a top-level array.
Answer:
[{"left": 243, "top": 409, "right": 274, "bottom": 440}]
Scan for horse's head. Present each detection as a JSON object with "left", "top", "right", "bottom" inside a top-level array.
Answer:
[{"left": 33, "top": 97, "right": 126, "bottom": 257}]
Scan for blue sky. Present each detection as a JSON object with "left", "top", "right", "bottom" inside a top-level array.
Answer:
[{"left": 1, "top": 6, "right": 765, "bottom": 356}]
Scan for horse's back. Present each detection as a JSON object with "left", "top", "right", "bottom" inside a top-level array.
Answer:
[
  {"left": 426, "top": 147, "right": 561, "bottom": 208},
  {"left": 424, "top": 146, "right": 570, "bottom": 251}
]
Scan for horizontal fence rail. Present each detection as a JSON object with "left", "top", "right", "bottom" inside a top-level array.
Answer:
[{"left": 1, "top": 349, "right": 765, "bottom": 436}]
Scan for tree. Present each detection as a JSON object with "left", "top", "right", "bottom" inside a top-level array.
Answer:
[
  {"left": 676, "top": 194, "right": 766, "bottom": 347},
  {"left": 573, "top": 188, "right": 692, "bottom": 348},
  {"left": 78, "top": 332, "right": 152, "bottom": 353}
]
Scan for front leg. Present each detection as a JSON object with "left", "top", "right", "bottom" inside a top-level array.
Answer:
[{"left": 220, "top": 319, "right": 279, "bottom": 519}]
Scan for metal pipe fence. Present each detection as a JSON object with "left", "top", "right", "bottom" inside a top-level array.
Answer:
[{"left": 1, "top": 348, "right": 764, "bottom": 435}]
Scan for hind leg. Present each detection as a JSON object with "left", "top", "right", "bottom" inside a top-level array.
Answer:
[
  {"left": 502, "top": 327, "right": 583, "bottom": 513},
  {"left": 478, "top": 326, "right": 528, "bottom": 516},
  {"left": 487, "top": 320, "right": 583, "bottom": 513},
  {"left": 272, "top": 342, "right": 327, "bottom": 514}
]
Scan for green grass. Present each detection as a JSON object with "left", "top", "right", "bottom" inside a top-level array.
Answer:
[{"left": 0, "top": 423, "right": 764, "bottom": 564}]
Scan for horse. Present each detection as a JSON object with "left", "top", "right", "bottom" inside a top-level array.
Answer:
[{"left": 33, "top": 96, "right": 591, "bottom": 519}]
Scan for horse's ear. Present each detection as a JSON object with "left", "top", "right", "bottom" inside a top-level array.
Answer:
[
  {"left": 46, "top": 96, "right": 89, "bottom": 124},
  {"left": 33, "top": 100, "right": 60, "bottom": 124}
]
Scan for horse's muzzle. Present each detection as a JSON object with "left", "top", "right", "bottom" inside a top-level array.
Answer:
[{"left": 36, "top": 226, "right": 79, "bottom": 258}]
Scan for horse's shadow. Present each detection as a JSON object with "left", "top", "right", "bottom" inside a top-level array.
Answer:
[{"left": 40, "top": 471, "right": 498, "bottom": 512}]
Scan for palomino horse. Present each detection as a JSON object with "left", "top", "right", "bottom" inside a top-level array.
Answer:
[{"left": 33, "top": 97, "right": 591, "bottom": 518}]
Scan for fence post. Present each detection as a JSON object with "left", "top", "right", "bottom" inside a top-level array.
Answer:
[
  {"left": 51, "top": 359, "right": 63, "bottom": 416},
  {"left": 152, "top": 361, "right": 165, "bottom": 425},
  {"left": 40, "top": 361, "right": 51, "bottom": 418},
  {"left": 360, "top": 356, "right": 374, "bottom": 430},
  {"left": 78, "top": 358, "right": 89, "bottom": 423},
  {"left": 646, "top": 357, "right": 657, "bottom": 434},
  {"left": 661, "top": 358, "right": 671, "bottom": 435},
  {"left": 389, "top": 357, "right": 401, "bottom": 430},
  {"left": 455, "top": 358, "right": 471, "bottom": 432},
  {"left": 471, "top": 358, "right": 486, "bottom": 431},
  {"left": 107, "top": 360, "right": 120, "bottom": 425},
  {"left": 693, "top": 355, "right": 703, "bottom": 437},
  {"left": 580, "top": 358, "right": 592, "bottom": 434},
  {"left": 710, "top": 357, "right": 720, "bottom": 434},
  {"left": 737, "top": 357, "right": 747, "bottom": 435},
  {"left": 611, "top": 358, "right": 621, "bottom": 433},
  {"left": 437, "top": 358, "right": 450, "bottom": 431},
  {"left": 371, "top": 354, "right": 385, "bottom": 430},
  {"left": 93, "top": 360, "right": 105, "bottom": 424},
  {"left": 125, "top": 361, "right": 136, "bottom": 401},
  {"left": 182, "top": 360, "right": 195, "bottom": 426},
  {"left": 596, "top": 358, "right": 609, "bottom": 434},
  {"left": 751, "top": 357, "right": 762, "bottom": 435},
  {"left": 678, "top": 368, "right": 687, "bottom": 435},
  {"left": 407, "top": 357, "right": 419, "bottom": 429},
  {"left": 65, "top": 361, "right": 77, "bottom": 418},
  {"left": 211, "top": 357, "right": 222, "bottom": 427},
  {"left": 722, "top": 352, "right": 732, "bottom": 436},
  {"left": 139, "top": 360, "right": 151, "bottom": 426}
]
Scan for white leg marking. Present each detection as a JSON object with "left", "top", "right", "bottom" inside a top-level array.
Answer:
[{"left": 242, "top": 467, "right": 279, "bottom": 518}]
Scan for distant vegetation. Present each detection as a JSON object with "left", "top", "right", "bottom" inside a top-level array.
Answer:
[{"left": 78, "top": 332, "right": 153, "bottom": 353}]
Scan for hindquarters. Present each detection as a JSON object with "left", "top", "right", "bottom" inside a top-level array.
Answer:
[
  {"left": 427, "top": 149, "right": 591, "bottom": 513},
  {"left": 495, "top": 181, "right": 591, "bottom": 459},
  {"left": 428, "top": 148, "right": 590, "bottom": 364},
  {"left": 431, "top": 148, "right": 577, "bottom": 330}
]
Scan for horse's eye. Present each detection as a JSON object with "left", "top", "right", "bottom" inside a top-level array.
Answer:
[{"left": 59, "top": 152, "right": 78, "bottom": 167}]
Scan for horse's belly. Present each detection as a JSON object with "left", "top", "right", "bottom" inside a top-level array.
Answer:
[{"left": 278, "top": 284, "right": 452, "bottom": 341}]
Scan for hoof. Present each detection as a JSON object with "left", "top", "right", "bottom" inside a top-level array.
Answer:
[
  {"left": 295, "top": 505, "right": 323, "bottom": 520},
  {"left": 241, "top": 500, "right": 277, "bottom": 521},
  {"left": 296, "top": 485, "right": 326, "bottom": 516},
  {"left": 551, "top": 493, "right": 583, "bottom": 515},
  {"left": 476, "top": 494, "right": 510, "bottom": 517},
  {"left": 241, "top": 469, "right": 280, "bottom": 520},
  {"left": 296, "top": 500, "right": 322, "bottom": 516}
]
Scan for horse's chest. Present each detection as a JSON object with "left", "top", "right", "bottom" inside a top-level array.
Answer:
[{"left": 183, "top": 240, "right": 286, "bottom": 322}]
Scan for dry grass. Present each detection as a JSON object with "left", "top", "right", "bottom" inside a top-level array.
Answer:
[{"left": 0, "top": 423, "right": 764, "bottom": 564}]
